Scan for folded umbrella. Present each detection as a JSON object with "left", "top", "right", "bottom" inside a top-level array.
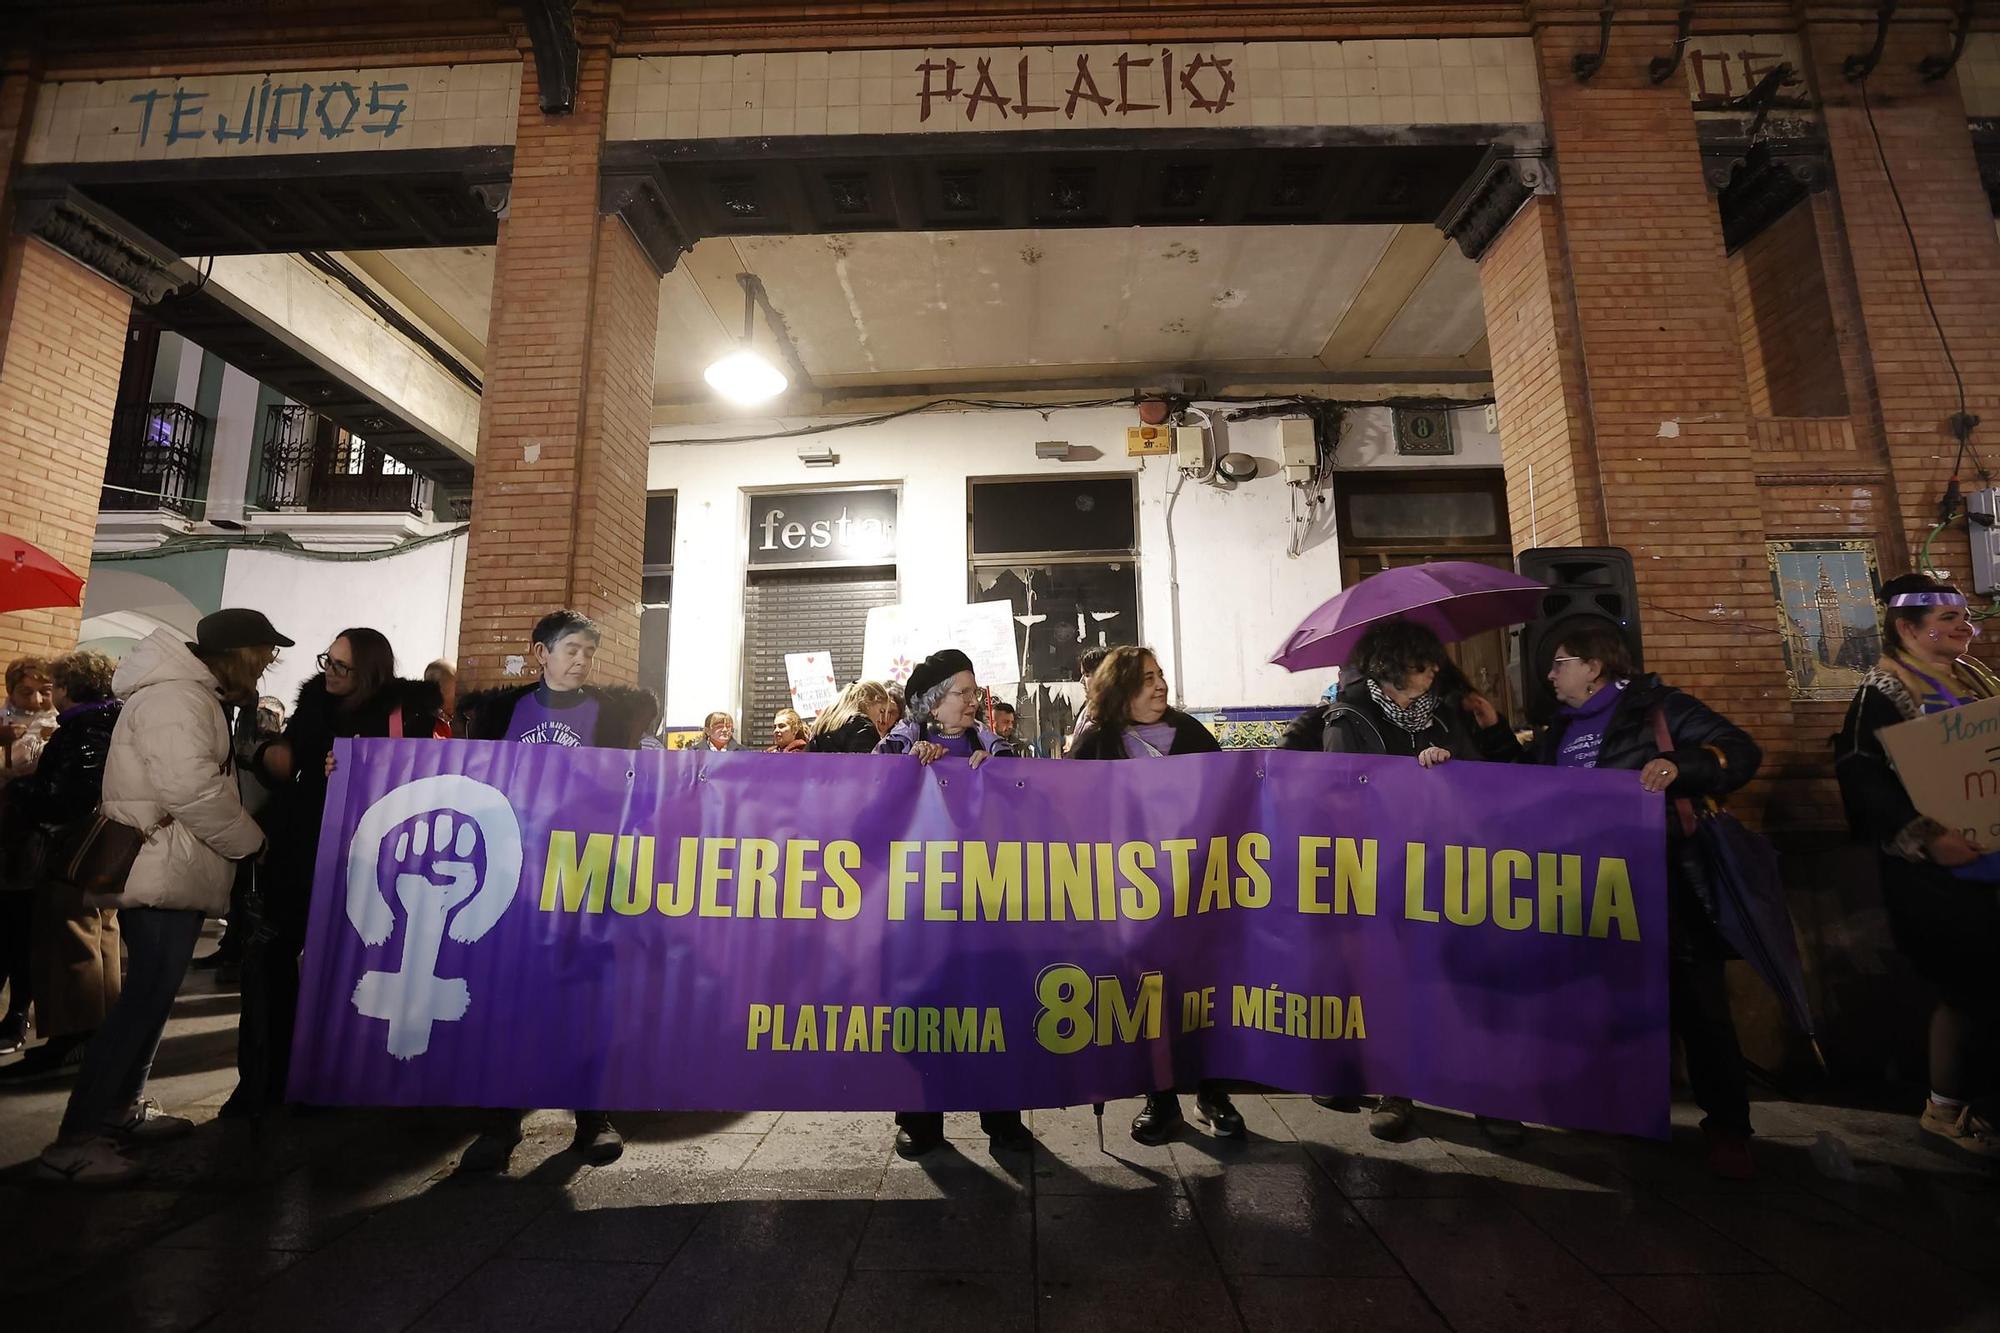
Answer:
[
  {"left": 1271, "top": 560, "right": 1546, "bottom": 671},
  {"left": 0, "top": 534, "right": 85, "bottom": 614}
]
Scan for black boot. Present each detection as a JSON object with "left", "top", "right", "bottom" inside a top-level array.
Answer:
[
  {"left": 460, "top": 1111, "right": 525, "bottom": 1173},
  {"left": 1195, "top": 1089, "right": 1245, "bottom": 1138},
  {"left": 894, "top": 1112, "right": 946, "bottom": 1159},
  {"left": 573, "top": 1111, "right": 624, "bottom": 1164},
  {"left": 981, "top": 1111, "right": 1033, "bottom": 1150},
  {"left": 1131, "top": 1092, "right": 1185, "bottom": 1145}
]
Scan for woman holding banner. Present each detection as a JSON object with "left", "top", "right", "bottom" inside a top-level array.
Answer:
[
  {"left": 1531, "top": 619, "right": 1762, "bottom": 1179},
  {"left": 1835, "top": 574, "right": 2000, "bottom": 1158},
  {"left": 807, "top": 681, "right": 894, "bottom": 753},
  {"left": 230, "top": 628, "right": 443, "bottom": 1116},
  {"left": 1283, "top": 620, "right": 1522, "bottom": 1144},
  {"left": 1069, "top": 646, "right": 1246, "bottom": 1144},
  {"left": 875, "top": 648, "right": 1031, "bottom": 1158}
]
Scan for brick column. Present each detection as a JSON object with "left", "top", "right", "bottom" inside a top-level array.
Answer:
[
  {"left": 0, "top": 238, "right": 133, "bottom": 660},
  {"left": 456, "top": 38, "right": 659, "bottom": 689},
  {"left": 1475, "top": 17, "right": 1791, "bottom": 744},
  {"left": 1472, "top": 192, "right": 1605, "bottom": 550},
  {"left": 1803, "top": 19, "right": 2000, "bottom": 601}
]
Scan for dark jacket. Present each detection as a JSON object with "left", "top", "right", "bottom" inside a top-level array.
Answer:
[
  {"left": 261, "top": 673, "right": 444, "bottom": 895},
  {"left": 1281, "top": 677, "right": 1520, "bottom": 762},
  {"left": 1521, "top": 674, "right": 1759, "bottom": 801},
  {"left": 1069, "top": 709, "right": 1220, "bottom": 760},
  {"left": 807, "top": 714, "right": 882, "bottom": 754},
  {"left": 1833, "top": 676, "right": 1931, "bottom": 852},
  {"left": 7, "top": 698, "right": 121, "bottom": 828},
  {"left": 460, "top": 682, "right": 656, "bottom": 749}
]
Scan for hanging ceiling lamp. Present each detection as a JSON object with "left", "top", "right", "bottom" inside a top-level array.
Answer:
[{"left": 704, "top": 273, "right": 789, "bottom": 405}]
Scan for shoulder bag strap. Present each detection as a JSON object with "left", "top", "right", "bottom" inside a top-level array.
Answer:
[{"left": 1648, "top": 703, "right": 1699, "bottom": 837}]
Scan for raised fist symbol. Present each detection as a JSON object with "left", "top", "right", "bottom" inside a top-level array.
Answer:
[{"left": 344, "top": 776, "right": 523, "bottom": 1061}]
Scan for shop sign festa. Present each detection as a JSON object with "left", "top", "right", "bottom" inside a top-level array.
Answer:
[
  {"left": 747, "top": 488, "right": 897, "bottom": 568},
  {"left": 785, "top": 652, "right": 840, "bottom": 719},
  {"left": 1880, "top": 695, "right": 2000, "bottom": 847}
]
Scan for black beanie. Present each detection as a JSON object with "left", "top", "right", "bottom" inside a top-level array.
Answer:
[{"left": 903, "top": 648, "right": 975, "bottom": 707}]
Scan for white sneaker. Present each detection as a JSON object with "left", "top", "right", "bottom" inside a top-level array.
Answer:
[
  {"left": 108, "top": 1097, "right": 195, "bottom": 1143},
  {"left": 36, "top": 1137, "right": 143, "bottom": 1186}
]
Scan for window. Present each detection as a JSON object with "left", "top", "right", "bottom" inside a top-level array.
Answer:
[
  {"left": 969, "top": 476, "right": 1140, "bottom": 756},
  {"left": 639, "top": 494, "right": 675, "bottom": 717}
]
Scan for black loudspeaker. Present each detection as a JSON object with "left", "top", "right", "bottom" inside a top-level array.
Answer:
[{"left": 1514, "top": 547, "right": 1644, "bottom": 723}]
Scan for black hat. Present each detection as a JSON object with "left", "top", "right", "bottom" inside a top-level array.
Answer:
[
  {"left": 188, "top": 608, "right": 295, "bottom": 654},
  {"left": 902, "top": 648, "right": 975, "bottom": 707}
]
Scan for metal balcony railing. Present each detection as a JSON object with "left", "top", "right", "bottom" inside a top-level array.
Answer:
[
  {"left": 101, "top": 402, "right": 208, "bottom": 517},
  {"left": 258, "top": 404, "right": 432, "bottom": 516}
]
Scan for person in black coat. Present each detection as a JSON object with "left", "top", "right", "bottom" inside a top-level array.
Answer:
[
  {"left": 1525, "top": 619, "right": 1763, "bottom": 1178},
  {"left": 1834, "top": 574, "right": 2000, "bottom": 1157},
  {"left": 1070, "top": 646, "right": 1243, "bottom": 1143},
  {"left": 1281, "top": 621, "right": 1522, "bottom": 1143},
  {"left": 0, "top": 651, "right": 124, "bottom": 1082},
  {"left": 806, "top": 680, "right": 894, "bottom": 754},
  {"left": 228, "top": 628, "right": 441, "bottom": 1115}
]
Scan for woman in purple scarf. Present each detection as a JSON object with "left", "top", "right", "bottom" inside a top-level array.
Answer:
[
  {"left": 876, "top": 647, "right": 1030, "bottom": 1159},
  {"left": 1068, "top": 646, "right": 1244, "bottom": 1144}
]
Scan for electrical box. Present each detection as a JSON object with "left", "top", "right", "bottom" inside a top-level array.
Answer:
[
  {"left": 1174, "top": 425, "right": 1206, "bottom": 471},
  {"left": 1969, "top": 487, "right": 2000, "bottom": 595},
  {"left": 1126, "top": 424, "right": 1170, "bottom": 456},
  {"left": 1279, "top": 418, "right": 1317, "bottom": 483}
]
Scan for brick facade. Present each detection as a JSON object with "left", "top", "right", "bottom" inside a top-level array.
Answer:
[
  {"left": 1730, "top": 203, "right": 1849, "bottom": 420},
  {"left": 0, "top": 238, "right": 132, "bottom": 660},
  {"left": 454, "top": 37, "right": 657, "bottom": 690}
]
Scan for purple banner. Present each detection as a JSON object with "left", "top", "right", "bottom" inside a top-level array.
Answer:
[{"left": 290, "top": 741, "right": 1670, "bottom": 1138}]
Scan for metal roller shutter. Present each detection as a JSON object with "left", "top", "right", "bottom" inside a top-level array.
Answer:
[{"left": 741, "top": 566, "right": 898, "bottom": 731}]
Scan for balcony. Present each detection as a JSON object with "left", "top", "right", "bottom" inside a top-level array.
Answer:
[
  {"left": 101, "top": 402, "right": 209, "bottom": 518},
  {"left": 258, "top": 404, "right": 433, "bottom": 517}
]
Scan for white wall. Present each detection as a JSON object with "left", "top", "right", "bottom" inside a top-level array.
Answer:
[
  {"left": 650, "top": 404, "right": 1353, "bottom": 721},
  {"left": 219, "top": 535, "right": 468, "bottom": 706}
]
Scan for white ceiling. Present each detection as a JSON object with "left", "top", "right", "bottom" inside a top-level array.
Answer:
[{"left": 335, "top": 222, "right": 1491, "bottom": 409}]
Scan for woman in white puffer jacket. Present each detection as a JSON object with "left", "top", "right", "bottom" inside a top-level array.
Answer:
[{"left": 38, "top": 610, "right": 289, "bottom": 1186}]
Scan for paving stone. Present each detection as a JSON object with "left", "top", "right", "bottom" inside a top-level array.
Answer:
[
  {"left": 1032, "top": 1099, "right": 1185, "bottom": 1195},
  {"left": 853, "top": 1196, "right": 1033, "bottom": 1272},
  {"left": 1231, "top": 1275, "right": 1450, "bottom": 1332},
  {"left": 8, "top": 1242, "right": 301, "bottom": 1333},
  {"left": 1355, "top": 1196, "right": 1662, "bottom": 1332},
  {"left": 621, "top": 1198, "right": 867, "bottom": 1332},
  {"left": 1037, "top": 1191, "right": 1221, "bottom": 1284},
  {"left": 1504, "top": 1188, "right": 1768, "bottom": 1276},
  {"left": 1173, "top": 1140, "right": 1400, "bottom": 1277},
  {"left": 1670, "top": 1185, "right": 2000, "bottom": 1329},
  {"left": 830, "top": 1270, "right": 1035, "bottom": 1333},
  {"left": 411, "top": 1257, "right": 659, "bottom": 1332},
  {"left": 1036, "top": 1272, "right": 1244, "bottom": 1333},
  {"left": 1608, "top": 1272, "right": 1872, "bottom": 1333}
]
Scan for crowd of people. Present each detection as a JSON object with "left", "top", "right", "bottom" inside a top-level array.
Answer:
[{"left": 0, "top": 571, "right": 1994, "bottom": 1185}]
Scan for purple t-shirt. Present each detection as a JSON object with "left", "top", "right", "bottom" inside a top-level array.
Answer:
[
  {"left": 508, "top": 689, "right": 599, "bottom": 748},
  {"left": 1554, "top": 681, "right": 1625, "bottom": 768}
]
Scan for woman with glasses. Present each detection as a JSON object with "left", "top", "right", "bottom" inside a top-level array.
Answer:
[
  {"left": 1526, "top": 620, "right": 1763, "bottom": 1179},
  {"left": 230, "top": 627, "right": 443, "bottom": 1115},
  {"left": 874, "top": 648, "right": 1030, "bottom": 1158},
  {"left": 1835, "top": 574, "right": 2000, "bottom": 1157}
]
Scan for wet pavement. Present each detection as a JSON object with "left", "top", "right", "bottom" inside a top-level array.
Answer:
[{"left": 2, "top": 959, "right": 1997, "bottom": 1333}]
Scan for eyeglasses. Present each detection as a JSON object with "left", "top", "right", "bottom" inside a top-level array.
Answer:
[
  {"left": 1550, "top": 656, "right": 1581, "bottom": 668},
  {"left": 317, "top": 653, "right": 354, "bottom": 678}
]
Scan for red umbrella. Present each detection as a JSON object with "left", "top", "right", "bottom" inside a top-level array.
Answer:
[{"left": 0, "top": 534, "right": 85, "bottom": 614}]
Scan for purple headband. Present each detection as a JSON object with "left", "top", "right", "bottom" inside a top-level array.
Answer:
[{"left": 1888, "top": 591, "right": 1968, "bottom": 608}]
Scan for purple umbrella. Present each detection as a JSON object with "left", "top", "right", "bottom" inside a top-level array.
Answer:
[{"left": 1271, "top": 561, "right": 1547, "bottom": 671}]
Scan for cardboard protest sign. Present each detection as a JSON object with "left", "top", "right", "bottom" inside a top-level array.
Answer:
[{"left": 1880, "top": 693, "right": 2000, "bottom": 845}]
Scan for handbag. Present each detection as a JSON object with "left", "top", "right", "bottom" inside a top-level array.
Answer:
[
  {"left": 1649, "top": 706, "right": 1822, "bottom": 1057},
  {"left": 50, "top": 808, "right": 172, "bottom": 896}
]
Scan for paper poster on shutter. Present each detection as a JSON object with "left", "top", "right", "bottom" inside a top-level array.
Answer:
[
  {"left": 784, "top": 652, "right": 839, "bottom": 718},
  {"left": 863, "top": 602, "right": 1021, "bottom": 688}
]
